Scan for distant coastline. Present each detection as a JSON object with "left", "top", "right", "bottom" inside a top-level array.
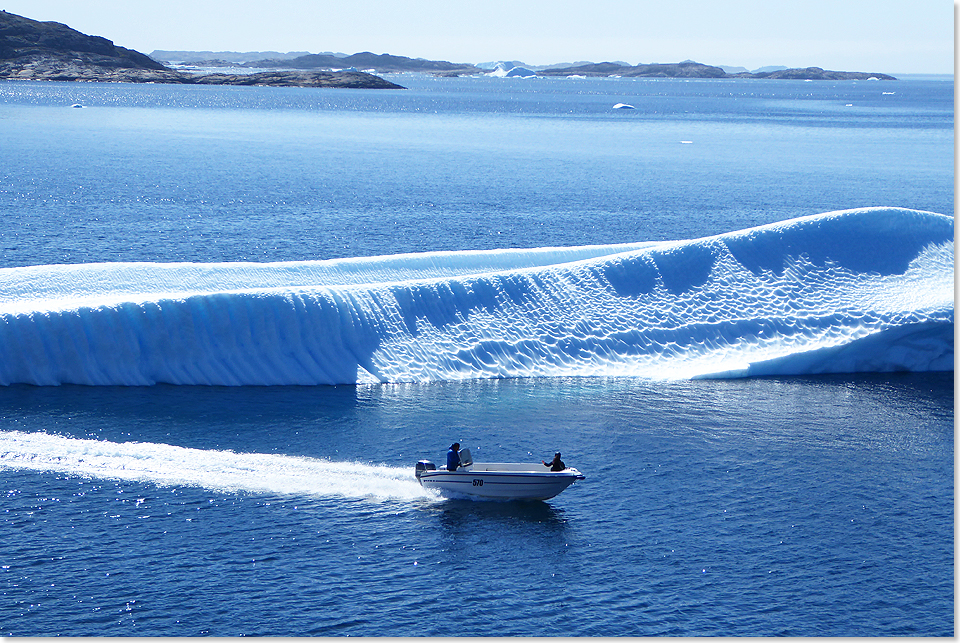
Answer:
[
  {"left": 532, "top": 61, "right": 895, "bottom": 80},
  {"left": 0, "top": 9, "right": 898, "bottom": 88},
  {"left": 160, "top": 53, "right": 898, "bottom": 81}
]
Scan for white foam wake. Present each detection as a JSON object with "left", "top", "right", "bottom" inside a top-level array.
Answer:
[
  {"left": 0, "top": 207, "right": 952, "bottom": 385},
  {"left": 0, "top": 431, "right": 431, "bottom": 500}
]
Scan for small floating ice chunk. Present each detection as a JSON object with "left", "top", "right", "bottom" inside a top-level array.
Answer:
[
  {"left": 612, "top": 103, "right": 635, "bottom": 109},
  {"left": 680, "top": 140, "right": 693, "bottom": 144}
]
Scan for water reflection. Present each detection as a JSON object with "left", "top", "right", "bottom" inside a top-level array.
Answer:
[
  {"left": 0, "top": 373, "right": 950, "bottom": 473},
  {"left": 432, "top": 498, "right": 570, "bottom": 532}
]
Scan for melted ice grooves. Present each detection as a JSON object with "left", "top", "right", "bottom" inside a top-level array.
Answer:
[{"left": 0, "top": 207, "right": 952, "bottom": 385}]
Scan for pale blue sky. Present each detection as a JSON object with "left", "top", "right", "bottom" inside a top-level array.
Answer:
[{"left": 2, "top": 0, "right": 953, "bottom": 73}]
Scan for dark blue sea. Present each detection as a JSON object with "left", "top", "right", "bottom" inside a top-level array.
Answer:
[{"left": 0, "top": 73, "right": 953, "bottom": 636}]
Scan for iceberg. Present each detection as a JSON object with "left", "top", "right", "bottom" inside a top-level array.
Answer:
[
  {"left": 505, "top": 66, "right": 536, "bottom": 78},
  {"left": 487, "top": 62, "right": 537, "bottom": 78},
  {"left": 0, "top": 208, "right": 952, "bottom": 386}
]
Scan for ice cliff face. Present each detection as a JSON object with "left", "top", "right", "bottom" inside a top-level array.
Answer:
[{"left": 0, "top": 208, "right": 952, "bottom": 386}]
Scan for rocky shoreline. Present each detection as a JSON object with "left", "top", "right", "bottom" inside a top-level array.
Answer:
[
  {"left": 0, "top": 11, "right": 404, "bottom": 89},
  {"left": 0, "top": 56, "right": 405, "bottom": 88}
]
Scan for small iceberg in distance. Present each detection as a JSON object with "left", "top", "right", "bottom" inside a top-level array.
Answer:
[
  {"left": 0, "top": 208, "right": 951, "bottom": 386},
  {"left": 487, "top": 62, "right": 537, "bottom": 78},
  {"left": 487, "top": 62, "right": 510, "bottom": 77},
  {"left": 505, "top": 66, "right": 536, "bottom": 77},
  {"left": 612, "top": 103, "right": 635, "bottom": 109}
]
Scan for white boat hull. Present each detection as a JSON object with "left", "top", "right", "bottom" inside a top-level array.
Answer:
[{"left": 417, "top": 463, "right": 585, "bottom": 500}]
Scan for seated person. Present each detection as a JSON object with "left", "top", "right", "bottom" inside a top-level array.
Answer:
[
  {"left": 446, "top": 442, "right": 462, "bottom": 471},
  {"left": 543, "top": 452, "right": 565, "bottom": 471}
]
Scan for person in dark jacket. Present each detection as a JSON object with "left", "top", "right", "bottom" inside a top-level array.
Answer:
[
  {"left": 446, "top": 442, "right": 462, "bottom": 471},
  {"left": 543, "top": 452, "right": 565, "bottom": 471}
]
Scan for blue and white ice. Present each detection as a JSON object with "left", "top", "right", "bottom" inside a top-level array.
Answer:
[
  {"left": 0, "top": 207, "right": 952, "bottom": 386},
  {"left": 487, "top": 62, "right": 537, "bottom": 77}
]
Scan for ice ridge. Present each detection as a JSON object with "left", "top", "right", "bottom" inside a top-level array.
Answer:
[{"left": 0, "top": 207, "right": 952, "bottom": 386}]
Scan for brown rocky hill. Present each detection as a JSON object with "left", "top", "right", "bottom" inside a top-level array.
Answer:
[
  {"left": 0, "top": 10, "right": 403, "bottom": 88},
  {"left": 0, "top": 10, "right": 167, "bottom": 72}
]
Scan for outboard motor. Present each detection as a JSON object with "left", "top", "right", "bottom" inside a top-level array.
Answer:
[{"left": 415, "top": 460, "right": 436, "bottom": 484}]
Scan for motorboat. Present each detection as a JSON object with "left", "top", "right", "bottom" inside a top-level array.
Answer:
[{"left": 415, "top": 448, "right": 585, "bottom": 500}]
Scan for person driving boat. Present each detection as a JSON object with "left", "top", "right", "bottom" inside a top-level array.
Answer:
[{"left": 446, "top": 442, "right": 462, "bottom": 471}]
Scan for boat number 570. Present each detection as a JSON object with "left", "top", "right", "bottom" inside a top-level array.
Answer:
[{"left": 472, "top": 479, "right": 483, "bottom": 487}]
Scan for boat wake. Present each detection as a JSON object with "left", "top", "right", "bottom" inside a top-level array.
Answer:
[
  {"left": 0, "top": 207, "right": 952, "bottom": 385},
  {"left": 0, "top": 430, "right": 430, "bottom": 500}
]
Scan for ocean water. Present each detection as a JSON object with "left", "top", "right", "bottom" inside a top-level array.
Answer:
[
  {"left": 0, "top": 74, "right": 953, "bottom": 636},
  {"left": 0, "top": 75, "right": 952, "bottom": 265}
]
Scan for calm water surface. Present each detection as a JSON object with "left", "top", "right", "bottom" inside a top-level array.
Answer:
[
  {"left": 0, "top": 374, "right": 953, "bottom": 636},
  {"left": 0, "top": 75, "right": 952, "bottom": 266},
  {"left": 0, "top": 75, "right": 953, "bottom": 636}
]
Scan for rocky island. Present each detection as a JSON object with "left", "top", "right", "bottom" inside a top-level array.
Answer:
[
  {"left": 241, "top": 51, "right": 481, "bottom": 75},
  {"left": 0, "top": 10, "right": 404, "bottom": 89},
  {"left": 537, "top": 60, "right": 896, "bottom": 80},
  {"left": 538, "top": 61, "right": 727, "bottom": 78}
]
